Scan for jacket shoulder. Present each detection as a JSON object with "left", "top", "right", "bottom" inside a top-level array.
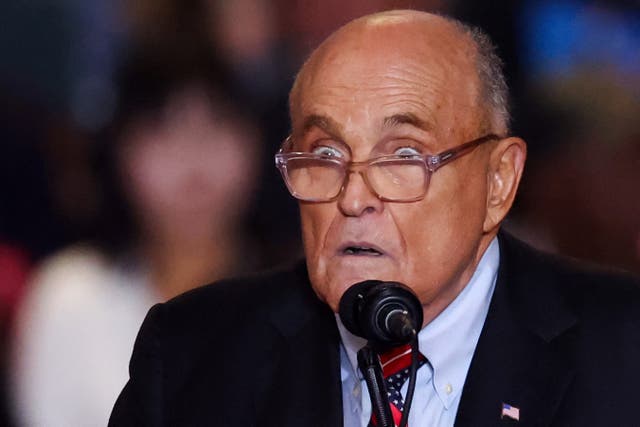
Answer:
[
  {"left": 154, "top": 261, "right": 313, "bottom": 340},
  {"left": 499, "top": 231, "right": 640, "bottom": 318}
]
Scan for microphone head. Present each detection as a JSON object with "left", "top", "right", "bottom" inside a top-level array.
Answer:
[{"left": 338, "top": 280, "right": 423, "bottom": 346}]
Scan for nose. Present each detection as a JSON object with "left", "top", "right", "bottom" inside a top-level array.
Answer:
[{"left": 337, "top": 171, "right": 384, "bottom": 217}]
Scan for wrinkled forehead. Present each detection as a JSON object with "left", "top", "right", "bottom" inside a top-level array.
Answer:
[{"left": 290, "top": 13, "right": 482, "bottom": 138}]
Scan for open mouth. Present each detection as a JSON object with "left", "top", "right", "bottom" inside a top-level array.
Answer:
[{"left": 342, "top": 246, "right": 383, "bottom": 256}]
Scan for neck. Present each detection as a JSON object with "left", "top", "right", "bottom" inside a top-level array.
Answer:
[
  {"left": 421, "top": 231, "right": 497, "bottom": 327},
  {"left": 142, "top": 231, "right": 239, "bottom": 300}
]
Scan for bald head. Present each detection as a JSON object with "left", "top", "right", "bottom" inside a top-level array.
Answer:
[{"left": 290, "top": 10, "right": 509, "bottom": 135}]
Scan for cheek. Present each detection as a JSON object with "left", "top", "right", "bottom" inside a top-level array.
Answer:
[
  {"left": 299, "top": 204, "right": 334, "bottom": 259},
  {"left": 201, "top": 137, "right": 256, "bottom": 209},
  {"left": 121, "top": 143, "right": 176, "bottom": 214},
  {"left": 428, "top": 162, "right": 489, "bottom": 235},
  {"left": 395, "top": 167, "right": 489, "bottom": 295}
]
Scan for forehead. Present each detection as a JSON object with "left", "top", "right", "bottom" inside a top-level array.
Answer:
[{"left": 292, "top": 17, "right": 481, "bottom": 141}]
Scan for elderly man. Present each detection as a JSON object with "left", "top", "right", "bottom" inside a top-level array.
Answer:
[{"left": 110, "top": 10, "right": 640, "bottom": 427}]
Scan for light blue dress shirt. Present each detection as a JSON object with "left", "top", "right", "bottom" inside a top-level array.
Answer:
[{"left": 336, "top": 237, "right": 500, "bottom": 427}]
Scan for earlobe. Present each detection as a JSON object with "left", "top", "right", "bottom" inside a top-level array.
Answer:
[{"left": 483, "top": 137, "right": 527, "bottom": 232}]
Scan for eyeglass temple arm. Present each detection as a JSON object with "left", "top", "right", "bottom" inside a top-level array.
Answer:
[{"left": 427, "top": 134, "right": 500, "bottom": 172}]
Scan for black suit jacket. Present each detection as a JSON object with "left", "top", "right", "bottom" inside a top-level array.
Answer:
[{"left": 110, "top": 233, "right": 640, "bottom": 426}]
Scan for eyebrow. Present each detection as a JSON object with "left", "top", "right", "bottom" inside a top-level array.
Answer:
[
  {"left": 298, "top": 112, "right": 432, "bottom": 141},
  {"left": 301, "top": 114, "right": 343, "bottom": 138},
  {"left": 382, "top": 113, "right": 432, "bottom": 132}
]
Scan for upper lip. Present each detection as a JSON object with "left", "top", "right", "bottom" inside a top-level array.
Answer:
[{"left": 338, "top": 241, "right": 386, "bottom": 255}]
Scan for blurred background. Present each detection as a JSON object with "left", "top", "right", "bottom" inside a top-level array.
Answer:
[{"left": 0, "top": 0, "right": 638, "bottom": 425}]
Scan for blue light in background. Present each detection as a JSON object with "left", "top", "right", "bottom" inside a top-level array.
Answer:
[{"left": 520, "top": 0, "right": 640, "bottom": 81}]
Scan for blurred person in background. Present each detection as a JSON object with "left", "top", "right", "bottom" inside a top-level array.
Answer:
[
  {"left": 9, "top": 46, "right": 260, "bottom": 427},
  {"left": 127, "top": 0, "right": 304, "bottom": 268}
]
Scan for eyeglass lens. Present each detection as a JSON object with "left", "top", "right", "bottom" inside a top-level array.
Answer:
[{"left": 284, "top": 157, "right": 428, "bottom": 201}]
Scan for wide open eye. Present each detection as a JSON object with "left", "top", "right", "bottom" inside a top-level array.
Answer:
[
  {"left": 394, "top": 146, "right": 422, "bottom": 157},
  {"left": 312, "top": 145, "right": 344, "bottom": 158}
]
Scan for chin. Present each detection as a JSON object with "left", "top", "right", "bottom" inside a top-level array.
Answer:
[
  {"left": 308, "top": 256, "right": 402, "bottom": 311},
  {"left": 308, "top": 276, "right": 349, "bottom": 313},
  {"left": 317, "top": 276, "right": 393, "bottom": 314}
]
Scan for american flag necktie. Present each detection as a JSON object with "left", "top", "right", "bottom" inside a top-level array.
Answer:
[{"left": 369, "top": 344, "right": 426, "bottom": 427}]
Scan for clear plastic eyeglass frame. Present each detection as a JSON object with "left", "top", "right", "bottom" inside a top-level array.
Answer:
[{"left": 274, "top": 133, "right": 501, "bottom": 203}]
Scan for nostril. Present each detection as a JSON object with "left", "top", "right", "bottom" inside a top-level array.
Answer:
[{"left": 336, "top": 171, "right": 384, "bottom": 216}]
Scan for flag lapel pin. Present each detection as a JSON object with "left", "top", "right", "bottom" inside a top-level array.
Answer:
[{"left": 501, "top": 403, "right": 520, "bottom": 421}]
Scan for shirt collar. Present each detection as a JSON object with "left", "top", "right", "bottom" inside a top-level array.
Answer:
[
  {"left": 336, "top": 237, "right": 500, "bottom": 409},
  {"left": 336, "top": 314, "right": 367, "bottom": 379}
]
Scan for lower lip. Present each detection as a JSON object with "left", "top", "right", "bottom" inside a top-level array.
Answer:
[
  {"left": 335, "top": 252, "right": 389, "bottom": 263},
  {"left": 343, "top": 251, "right": 382, "bottom": 257}
]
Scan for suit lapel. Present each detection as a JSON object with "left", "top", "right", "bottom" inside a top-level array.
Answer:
[
  {"left": 455, "top": 233, "right": 578, "bottom": 427},
  {"left": 257, "top": 262, "right": 343, "bottom": 427}
]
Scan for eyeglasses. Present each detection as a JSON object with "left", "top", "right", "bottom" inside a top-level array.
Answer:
[{"left": 275, "top": 134, "right": 500, "bottom": 203}]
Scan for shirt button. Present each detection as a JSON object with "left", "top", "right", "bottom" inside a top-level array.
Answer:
[
  {"left": 445, "top": 383, "right": 453, "bottom": 394},
  {"left": 353, "top": 384, "right": 361, "bottom": 398}
]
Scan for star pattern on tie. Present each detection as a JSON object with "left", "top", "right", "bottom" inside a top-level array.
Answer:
[
  {"left": 370, "top": 344, "right": 427, "bottom": 426},
  {"left": 385, "top": 365, "right": 417, "bottom": 412}
]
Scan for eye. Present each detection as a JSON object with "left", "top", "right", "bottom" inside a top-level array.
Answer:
[
  {"left": 394, "top": 146, "right": 422, "bottom": 157},
  {"left": 312, "top": 145, "right": 344, "bottom": 158}
]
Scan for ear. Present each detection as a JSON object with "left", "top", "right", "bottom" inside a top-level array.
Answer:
[{"left": 483, "top": 137, "right": 527, "bottom": 233}]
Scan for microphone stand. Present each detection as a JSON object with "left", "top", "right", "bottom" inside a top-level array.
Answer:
[
  {"left": 398, "top": 333, "right": 419, "bottom": 427},
  {"left": 358, "top": 343, "right": 393, "bottom": 427},
  {"left": 357, "top": 332, "right": 421, "bottom": 427}
]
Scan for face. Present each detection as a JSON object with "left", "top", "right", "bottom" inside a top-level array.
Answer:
[
  {"left": 292, "top": 15, "right": 497, "bottom": 322},
  {"left": 119, "top": 88, "right": 256, "bottom": 241}
]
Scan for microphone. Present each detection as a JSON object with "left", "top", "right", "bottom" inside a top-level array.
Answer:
[{"left": 338, "top": 280, "right": 423, "bottom": 347}]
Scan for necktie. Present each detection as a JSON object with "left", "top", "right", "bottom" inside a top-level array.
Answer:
[{"left": 370, "top": 344, "right": 426, "bottom": 427}]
